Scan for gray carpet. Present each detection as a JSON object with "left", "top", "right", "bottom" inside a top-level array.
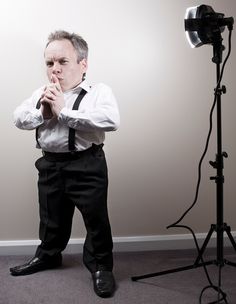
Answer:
[{"left": 1, "top": 249, "right": 236, "bottom": 304}]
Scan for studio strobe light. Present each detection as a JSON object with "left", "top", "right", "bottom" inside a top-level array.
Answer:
[{"left": 184, "top": 5, "right": 233, "bottom": 48}]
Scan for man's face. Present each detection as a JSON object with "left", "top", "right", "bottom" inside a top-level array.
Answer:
[{"left": 44, "top": 39, "right": 87, "bottom": 92}]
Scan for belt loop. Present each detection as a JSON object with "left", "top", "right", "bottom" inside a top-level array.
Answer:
[{"left": 91, "top": 143, "right": 104, "bottom": 156}]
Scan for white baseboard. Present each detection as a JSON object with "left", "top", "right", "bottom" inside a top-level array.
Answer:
[{"left": 0, "top": 231, "right": 235, "bottom": 255}]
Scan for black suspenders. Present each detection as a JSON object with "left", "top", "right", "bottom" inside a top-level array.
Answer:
[
  {"left": 35, "top": 88, "right": 87, "bottom": 152},
  {"left": 35, "top": 100, "right": 41, "bottom": 149},
  {"left": 68, "top": 88, "right": 87, "bottom": 151}
]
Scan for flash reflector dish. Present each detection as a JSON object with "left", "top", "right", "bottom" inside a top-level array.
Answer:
[{"left": 185, "top": 6, "right": 203, "bottom": 48}]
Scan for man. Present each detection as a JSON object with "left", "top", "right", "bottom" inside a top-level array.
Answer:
[{"left": 10, "top": 30, "right": 120, "bottom": 298}]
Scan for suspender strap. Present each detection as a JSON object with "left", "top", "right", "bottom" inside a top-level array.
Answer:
[
  {"left": 36, "top": 99, "right": 41, "bottom": 109},
  {"left": 68, "top": 88, "right": 87, "bottom": 151},
  {"left": 35, "top": 99, "right": 41, "bottom": 148}
]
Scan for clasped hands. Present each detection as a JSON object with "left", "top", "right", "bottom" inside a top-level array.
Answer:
[{"left": 40, "top": 74, "right": 65, "bottom": 119}]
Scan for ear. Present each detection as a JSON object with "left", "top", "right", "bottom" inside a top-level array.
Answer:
[{"left": 80, "top": 58, "right": 88, "bottom": 73}]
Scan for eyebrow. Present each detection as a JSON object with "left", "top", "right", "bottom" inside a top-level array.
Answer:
[{"left": 45, "top": 56, "right": 69, "bottom": 62}]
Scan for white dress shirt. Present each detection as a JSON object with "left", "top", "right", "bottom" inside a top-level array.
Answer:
[{"left": 13, "top": 81, "right": 120, "bottom": 152}]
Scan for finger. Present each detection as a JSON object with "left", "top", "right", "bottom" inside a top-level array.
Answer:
[
  {"left": 40, "top": 98, "right": 49, "bottom": 105},
  {"left": 50, "top": 74, "right": 58, "bottom": 83},
  {"left": 40, "top": 86, "right": 47, "bottom": 100},
  {"left": 51, "top": 74, "right": 62, "bottom": 92},
  {"left": 43, "top": 91, "right": 56, "bottom": 101},
  {"left": 45, "top": 82, "right": 62, "bottom": 97},
  {"left": 45, "top": 85, "right": 58, "bottom": 96}
]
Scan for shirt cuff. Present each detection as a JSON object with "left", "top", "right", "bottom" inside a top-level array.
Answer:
[{"left": 33, "top": 109, "right": 44, "bottom": 124}]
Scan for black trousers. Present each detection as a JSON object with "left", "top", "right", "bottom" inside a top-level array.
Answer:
[{"left": 34, "top": 145, "right": 113, "bottom": 273}]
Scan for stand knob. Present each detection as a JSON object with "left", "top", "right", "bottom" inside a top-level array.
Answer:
[
  {"left": 215, "top": 85, "right": 226, "bottom": 95},
  {"left": 209, "top": 160, "right": 217, "bottom": 168},
  {"left": 222, "top": 85, "right": 226, "bottom": 94},
  {"left": 223, "top": 151, "right": 228, "bottom": 158}
]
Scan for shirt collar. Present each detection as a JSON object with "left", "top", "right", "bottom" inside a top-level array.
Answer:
[
  {"left": 78, "top": 80, "right": 91, "bottom": 92},
  {"left": 64, "top": 80, "right": 90, "bottom": 95}
]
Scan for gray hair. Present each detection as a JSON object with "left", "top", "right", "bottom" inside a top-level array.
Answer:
[{"left": 46, "top": 30, "right": 88, "bottom": 62}]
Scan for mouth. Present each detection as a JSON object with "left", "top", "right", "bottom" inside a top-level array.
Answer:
[
  {"left": 56, "top": 77, "right": 64, "bottom": 81},
  {"left": 50, "top": 74, "right": 64, "bottom": 81}
]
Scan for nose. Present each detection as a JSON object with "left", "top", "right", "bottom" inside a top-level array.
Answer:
[{"left": 52, "top": 62, "right": 61, "bottom": 74}]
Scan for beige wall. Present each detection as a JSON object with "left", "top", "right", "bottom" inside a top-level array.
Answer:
[{"left": 0, "top": 0, "right": 236, "bottom": 241}]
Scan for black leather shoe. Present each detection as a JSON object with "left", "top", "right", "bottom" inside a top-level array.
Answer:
[
  {"left": 10, "top": 255, "right": 62, "bottom": 276},
  {"left": 92, "top": 270, "right": 116, "bottom": 298}
]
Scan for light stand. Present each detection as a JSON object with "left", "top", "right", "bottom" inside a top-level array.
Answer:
[{"left": 131, "top": 5, "right": 235, "bottom": 303}]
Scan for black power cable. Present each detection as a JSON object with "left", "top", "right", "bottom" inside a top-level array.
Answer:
[{"left": 167, "top": 28, "right": 233, "bottom": 304}]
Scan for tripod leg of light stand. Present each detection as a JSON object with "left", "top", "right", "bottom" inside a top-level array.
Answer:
[
  {"left": 225, "top": 224, "right": 236, "bottom": 252},
  {"left": 131, "top": 260, "right": 215, "bottom": 281},
  {"left": 194, "top": 224, "right": 216, "bottom": 265},
  {"left": 224, "top": 224, "right": 236, "bottom": 267},
  {"left": 131, "top": 225, "right": 216, "bottom": 282}
]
